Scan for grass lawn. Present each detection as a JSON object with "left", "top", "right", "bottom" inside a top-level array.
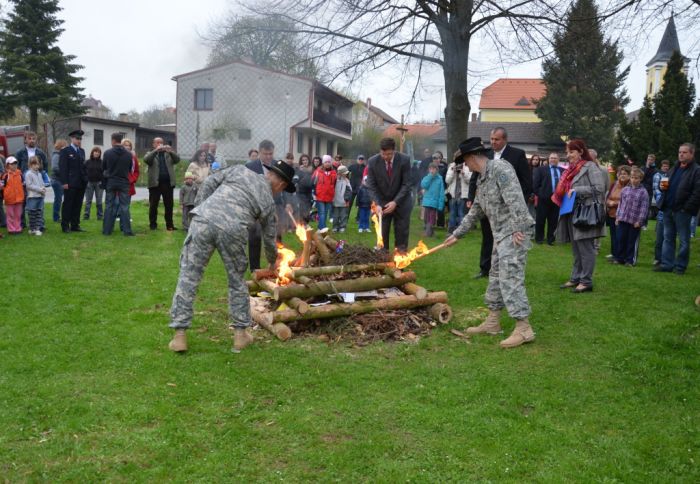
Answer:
[{"left": 2, "top": 200, "right": 699, "bottom": 481}]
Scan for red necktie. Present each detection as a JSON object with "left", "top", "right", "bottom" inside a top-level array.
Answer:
[{"left": 386, "top": 160, "right": 393, "bottom": 179}]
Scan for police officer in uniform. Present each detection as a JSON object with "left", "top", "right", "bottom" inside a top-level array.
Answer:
[
  {"left": 168, "top": 160, "right": 296, "bottom": 354},
  {"left": 444, "top": 138, "right": 535, "bottom": 348},
  {"left": 58, "top": 130, "right": 87, "bottom": 233}
]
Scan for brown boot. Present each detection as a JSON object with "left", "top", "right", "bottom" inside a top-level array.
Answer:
[
  {"left": 232, "top": 328, "right": 254, "bottom": 353},
  {"left": 465, "top": 310, "right": 502, "bottom": 335},
  {"left": 168, "top": 329, "right": 188, "bottom": 352},
  {"left": 500, "top": 319, "right": 535, "bottom": 348}
]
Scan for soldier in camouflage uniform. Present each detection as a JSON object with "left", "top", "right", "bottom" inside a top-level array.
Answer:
[
  {"left": 445, "top": 138, "right": 535, "bottom": 348},
  {"left": 168, "top": 160, "right": 296, "bottom": 353}
]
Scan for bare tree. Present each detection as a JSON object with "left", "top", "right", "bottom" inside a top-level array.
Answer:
[
  {"left": 608, "top": 0, "right": 700, "bottom": 66},
  {"left": 203, "top": 13, "right": 323, "bottom": 79},
  {"left": 238, "top": 0, "right": 645, "bottom": 155}
]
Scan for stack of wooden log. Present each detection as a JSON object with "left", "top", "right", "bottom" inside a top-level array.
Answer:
[{"left": 247, "top": 230, "right": 452, "bottom": 341}]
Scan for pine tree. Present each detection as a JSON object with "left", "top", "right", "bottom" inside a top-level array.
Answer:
[
  {"left": 653, "top": 50, "right": 695, "bottom": 159},
  {"left": 613, "top": 96, "right": 658, "bottom": 165},
  {"left": 0, "top": 0, "right": 84, "bottom": 132},
  {"left": 536, "top": 0, "right": 629, "bottom": 156}
]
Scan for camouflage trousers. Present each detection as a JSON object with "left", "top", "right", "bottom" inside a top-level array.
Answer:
[
  {"left": 170, "top": 217, "right": 250, "bottom": 330},
  {"left": 484, "top": 232, "right": 532, "bottom": 320}
]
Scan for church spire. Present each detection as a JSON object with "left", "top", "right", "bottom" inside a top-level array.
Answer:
[{"left": 646, "top": 16, "right": 682, "bottom": 67}]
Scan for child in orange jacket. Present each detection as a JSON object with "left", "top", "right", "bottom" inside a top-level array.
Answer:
[{"left": 1, "top": 157, "right": 25, "bottom": 234}]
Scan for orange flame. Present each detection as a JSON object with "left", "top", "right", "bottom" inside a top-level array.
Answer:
[
  {"left": 370, "top": 202, "right": 384, "bottom": 248},
  {"left": 295, "top": 223, "right": 307, "bottom": 242},
  {"left": 275, "top": 242, "right": 297, "bottom": 285},
  {"left": 393, "top": 240, "right": 430, "bottom": 269}
]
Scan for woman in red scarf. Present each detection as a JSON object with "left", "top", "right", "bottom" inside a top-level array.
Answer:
[{"left": 553, "top": 139, "right": 607, "bottom": 293}]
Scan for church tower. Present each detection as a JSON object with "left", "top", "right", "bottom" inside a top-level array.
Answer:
[{"left": 645, "top": 16, "right": 690, "bottom": 98}]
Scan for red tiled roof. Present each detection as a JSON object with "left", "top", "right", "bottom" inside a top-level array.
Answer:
[
  {"left": 382, "top": 122, "right": 443, "bottom": 138},
  {"left": 479, "top": 79, "right": 546, "bottom": 110}
]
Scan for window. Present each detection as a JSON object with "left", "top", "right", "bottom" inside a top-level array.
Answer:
[
  {"left": 296, "top": 131, "right": 303, "bottom": 152},
  {"left": 94, "top": 129, "right": 104, "bottom": 145},
  {"left": 238, "top": 129, "right": 251, "bottom": 140},
  {"left": 329, "top": 105, "right": 336, "bottom": 117},
  {"left": 315, "top": 137, "right": 320, "bottom": 156},
  {"left": 194, "top": 88, "right": 213, "bottom": 110},
  {"left": 327, "top": 140, "right": 334, "bottom": 155}
]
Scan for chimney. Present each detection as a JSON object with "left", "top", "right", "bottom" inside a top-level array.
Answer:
[
  {"left": 471, "top": 113, "right": 477, "bottom": 122},
  {"left": 366, "top": 97, "right": 372, "bottom": 109},
  {"left": 118, "top": 113, "right": 129, "bottom": 122}
]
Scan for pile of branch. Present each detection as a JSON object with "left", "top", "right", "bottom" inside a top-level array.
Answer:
[
  {"left": 291, "top": 309, "right": 439, "bottom": 345},
  {"left": 248, "top": 229, "right": 452, "bottom": 343}
]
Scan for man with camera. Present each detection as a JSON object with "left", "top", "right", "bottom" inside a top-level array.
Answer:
[{"left": 143, "top": 137, "right": 181, "bottom": 231}]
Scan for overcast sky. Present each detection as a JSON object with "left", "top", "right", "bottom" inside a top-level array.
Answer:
[{"left": 49, "top": 0, "right": 694, "bottom": 122}]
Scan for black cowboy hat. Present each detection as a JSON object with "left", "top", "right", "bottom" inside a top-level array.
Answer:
[
  {"left": 267, "top": 159, "right": 296, "bottom": 193},
  {"left": 455, "top": 137, "right": 488, "bottom": 161}
]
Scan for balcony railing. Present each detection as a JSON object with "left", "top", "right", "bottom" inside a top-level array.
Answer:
[{"left": 313, "top": 108, "right": 352, "bottom": 135}]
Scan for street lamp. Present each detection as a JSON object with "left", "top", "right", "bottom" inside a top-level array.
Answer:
[{"left": 284, "top": 92, "right": 290, "bottom": 154}]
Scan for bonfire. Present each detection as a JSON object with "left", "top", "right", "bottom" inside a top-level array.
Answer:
[{"left": 247, "top": 217, "right": 453, "bottom": 344}]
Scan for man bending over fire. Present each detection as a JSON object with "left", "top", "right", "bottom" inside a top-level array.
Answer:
[{"left": 168, "top": 160, "right": 295, "bottom": 354}]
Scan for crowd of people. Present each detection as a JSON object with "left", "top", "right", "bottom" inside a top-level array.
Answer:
[{"left": 1, "top": 128, "right": 697, "bottom": 352}]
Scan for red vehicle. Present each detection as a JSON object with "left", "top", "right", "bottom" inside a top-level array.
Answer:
[{"left": 0, "top": 125, "right": 29, "bottom": 161}]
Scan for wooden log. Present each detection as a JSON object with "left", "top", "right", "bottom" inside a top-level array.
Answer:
[
  {"left": 253, "top": 268, "right": 277, "bottom": 281},
  {"left": 271, "top": 291, "right": 448, "bottom": 323},
  {"left": 301, "top": 228, "right": 314, "bottom": 267},
  {"left": 383, "top": 266, "right": 403, "bottom": 278},
  {"left": 291, "top": 262, "right": 395, "bottom": 278},
  {"left": 401, "top": 283, "right": 428, "bottom": 300},
  {"left": 257, "top": 278, "right": 309, "bottom": 315},
  {"left": 274, "top": 271, "right": 417, "bottom": 301},
  {"left": 251, "top": 306, "right": 292, "bottom": 341},
  {"left": 312, "top": 231, "right": 332, "bottom": 265},
  {"left": 323, "top": 235, "right": 338, "bottom": 251},
  {"left": 285, "top": 296, "right": 310, "bottom": 315},
  {"left": 247, "top": 280, "right": 261, "bottom": 292},
  {"left": 257, "top": 278, "right": 279, "bottom": 294},
  {"left": 429, "top": 303, "right": 453, "bottom": 324}
]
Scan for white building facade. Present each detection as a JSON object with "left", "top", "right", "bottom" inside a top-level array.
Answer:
[{"left": 173, "top": 61, "right": 353, "bottom": 162}]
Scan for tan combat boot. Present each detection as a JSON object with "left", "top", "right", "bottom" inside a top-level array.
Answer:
[
  {"left": 232, "top": 328, "right": 254, "bottom": 353},
  {"left": 465, "top": 310, "right": 502, "bottom": 335},
  {"left": 168, "top": 329, "right": 188, "bottom": 352},
  {"left": 500, "top": 319, "right": 535, "bottom": 348}
]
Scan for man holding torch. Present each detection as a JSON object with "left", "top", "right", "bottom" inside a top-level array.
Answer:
[
  {"left": 444, "top": 138, "right": 535, "bottom": 348},
  {"left": 365, "top": 137, "right": 413, "bottom": 252}
]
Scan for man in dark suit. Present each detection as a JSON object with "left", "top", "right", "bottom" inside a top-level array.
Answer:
[
  {"left": 533, "top": 152, "right": 564, "bottom": 245},
  {"left": 58, "top": 129, "right": 88, "bottom": 233},
  {"left": 365, "top": 137, "right": 413, "bottom": 252},
  {"left": 467, "top": 127, "right": 531, "bottom": 278}
]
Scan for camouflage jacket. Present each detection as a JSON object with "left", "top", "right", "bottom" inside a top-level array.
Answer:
[
  {"left": 192, "top": 165, "right": 278, "bottom": 265},
  {"left": 453, "top": 159, "right": 534, "bottom": 243}
]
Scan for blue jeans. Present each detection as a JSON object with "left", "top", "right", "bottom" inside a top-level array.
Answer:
[
  {"left": 103, "top": 190, "right": 133, "bottom": 235},
  {"left": 317, "top": 201, "right": 332, "bottom": 230},
  {"left": 654, "top": 215, "right": 664, "bottom": 262},
  {"left": 358, "top": 207, "right": 370, "bottom": 230},
  {"left": 661, "top": 210, "right": 692, "bottom": 272},
  {"left": 50, "top": 177, "right": 63, "bottom": 222},
  {"left": 448, "top": 198, "right": 466, "bottom": 231}
]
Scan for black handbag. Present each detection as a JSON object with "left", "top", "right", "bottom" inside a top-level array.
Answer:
[
  {"left": 572, "top": 199, "right": 605, "bottom": 228},
  {"left": 572, "top": 173, "right": 604, "bottom": 228}
]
